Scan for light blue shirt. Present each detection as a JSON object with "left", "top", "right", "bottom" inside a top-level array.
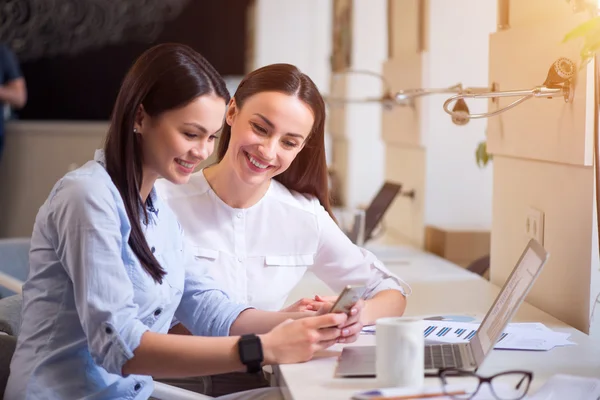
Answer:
[{"left": 5, "top": 150, "right": 250, "bottom": 400}]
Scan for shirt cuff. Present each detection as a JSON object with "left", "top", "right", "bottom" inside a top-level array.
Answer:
[
  {"left": 366, "top": 275, "right": 412, "bottom": 298},
  {"left": 96, "top": 319, "right": 149, "bottom": 376},
  {"left": 217, "top": 304, "right": 255, "bottom": 337},
  {"left": 186, "top": 289, "right": 255, "bottom": 337},
  {"left": 362, "top": 249, "right": 413, "bottom": 298}
]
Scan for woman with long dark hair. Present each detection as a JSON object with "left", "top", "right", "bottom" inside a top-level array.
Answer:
[
  {"left": 5, "top": 45, "right": 358, "bottom": 400},
  {"left": 157, "top": 63, "right": 410, "bottom": 394},
  {"left": 160, "top": 63, "right": 409, "bottom": 320}
]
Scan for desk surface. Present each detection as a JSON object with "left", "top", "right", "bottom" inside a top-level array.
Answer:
[
  {"left": 276, "top": 245, "right": 600, "bottom": 400},
  {"left": 284, "top": 244, "right": 480, "bottom": 308}
]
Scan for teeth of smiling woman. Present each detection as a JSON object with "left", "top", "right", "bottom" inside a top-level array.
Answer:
[
  {"left": 176, "top": 159, "right": 194, "bottom": 169},
  {"left": 248, "top": 154, "right": 268, "bottom": 169}
]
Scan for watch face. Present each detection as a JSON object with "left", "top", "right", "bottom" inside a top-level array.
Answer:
[
  {"left": 244, "top": 343, "right": 262, "bottom": 360},
  {"left": 239, "top": 335, "right": 263, "bottom": 373}
]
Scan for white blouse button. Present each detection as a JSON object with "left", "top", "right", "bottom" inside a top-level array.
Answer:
[{"left": 236, "top": 212, "right": 242, "bottom": 218}]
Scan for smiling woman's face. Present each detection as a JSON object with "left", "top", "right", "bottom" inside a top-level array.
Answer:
[
  {"left": 224, "top": 91, "right": 315, "bottom": 187},
  {"left": 137, "top": 93, "right": 227, "bottom": 184}
]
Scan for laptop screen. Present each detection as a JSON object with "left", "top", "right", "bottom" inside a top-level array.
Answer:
[
  {"left": 364, "top": 182, "right": 402, "bottom": 242},
  {"left": 475, "top": 243, "right": 548, "bottom": 355}
]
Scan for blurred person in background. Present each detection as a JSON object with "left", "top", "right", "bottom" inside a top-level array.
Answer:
[{"left": 0, "top": 43, "right": 27, "bottom": 162}]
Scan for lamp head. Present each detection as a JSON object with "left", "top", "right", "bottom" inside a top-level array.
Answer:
[
  {"left": 451, "top": 98, "right": 470, "bottom": 126},
  {"left": 543, "top": 58, "right": 575, "bottom": 88}
]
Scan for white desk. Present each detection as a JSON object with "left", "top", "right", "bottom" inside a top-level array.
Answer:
[
  {"left": 284, "top": 244, "right": 480, "bottom": 308},
  {"left": 276, "top": 245, "right": 600, "bottom": 400}
]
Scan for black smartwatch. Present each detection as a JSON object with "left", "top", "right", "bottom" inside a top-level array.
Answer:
[{"left": 237, "top": 334, "right": 264, "bottom": 374}]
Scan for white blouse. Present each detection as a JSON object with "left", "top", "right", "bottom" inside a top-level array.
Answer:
[{"left": 156, "top": 170, "right": 410, "bottom": 311}]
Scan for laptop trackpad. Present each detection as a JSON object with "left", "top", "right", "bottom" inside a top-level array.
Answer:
[{"left": 335, "top": 346, "right": 376, "bottom": 378}]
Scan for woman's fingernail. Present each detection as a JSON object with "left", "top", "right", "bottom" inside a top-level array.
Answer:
[
  {"left": 351, "top": 308, "right": 358, "bottom": 315},
  {"left": 342, "top": 329, "right": 349, "bottom": 336},
  {"left": 338, "top": 338, "right": 345, "bottom": 343}
]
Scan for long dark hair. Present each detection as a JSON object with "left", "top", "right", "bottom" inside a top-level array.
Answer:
[
  {"left": 104, "top": 43, "right": 230, "bottom": 284},
  {"left": 216, "top": 63, "right": 333, "bottom": 219}
]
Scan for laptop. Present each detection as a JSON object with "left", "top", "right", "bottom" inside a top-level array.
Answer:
[
  {"left": 346, "top": 182, "right": 402, "bottom": 244},
  {"left": 335, "top": 238, "right": 549, "bottom": 377}
]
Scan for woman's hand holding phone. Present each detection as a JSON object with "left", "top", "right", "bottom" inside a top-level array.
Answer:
[
  {"left": 260, "top": 312, "right": 348, "bottom": 365},
  {"left": 281, "top": 285, "right": 366, "bottom": 344},
  {"left": 314, "top": 287, "right": 366, "bottom": 344},
  {"left": 331, "top": 297, "right": 364, "bottom": 343}
]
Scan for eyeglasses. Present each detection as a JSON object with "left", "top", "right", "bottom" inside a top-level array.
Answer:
[{"left": 430, "top": 368, "right": 533, "bottom": 400}]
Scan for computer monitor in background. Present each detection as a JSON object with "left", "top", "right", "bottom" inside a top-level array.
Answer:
[{"left": 345, "top": 182, "right": 402, "bottom": 244}]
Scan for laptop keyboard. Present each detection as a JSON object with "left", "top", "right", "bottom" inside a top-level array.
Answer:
[{"left": 425, "top": 344, "right": 464, "bottom": 369}]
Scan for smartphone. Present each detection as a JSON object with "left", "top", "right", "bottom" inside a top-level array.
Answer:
[{"left": 330, "top": 285, "right": 367, "bottom": 315}]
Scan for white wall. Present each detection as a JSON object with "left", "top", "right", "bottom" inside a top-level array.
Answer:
[
  {"left": 252, "top": 0, "right": 334, "bottom": 163},
  {"left": 252, "top": 0, "right": 332, "bottom": 92},
  {"left": 423, "top": 0, "right": 497, "bottom": 229},
  {"left": 344, "top": 0, "right": 387, "bottom": 208}
]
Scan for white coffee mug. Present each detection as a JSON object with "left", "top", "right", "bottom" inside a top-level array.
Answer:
[{"left": 376, "top": 317, "right": 425, "bottom": 388}]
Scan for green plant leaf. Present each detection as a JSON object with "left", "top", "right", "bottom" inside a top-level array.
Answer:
[
  {"left": 582, "top": 39, "right": 600, "bottom": 56},
  {"left": 578, "top": 38, "right": 600, "bottom": 67},
  {"left": 475, "top": 141, "right": 492, "bottom": 168},
  {"left": 563, "top": 16, "right": 600, "bottom": 43}
]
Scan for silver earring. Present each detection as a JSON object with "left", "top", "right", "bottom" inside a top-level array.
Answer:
[{"left": 133, "top": 128, "right": 139, "bottom": 134}]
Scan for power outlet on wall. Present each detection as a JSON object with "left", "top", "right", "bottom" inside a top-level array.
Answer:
[{"left": 525, "top": 207, "right": 544, "bottom": 245}]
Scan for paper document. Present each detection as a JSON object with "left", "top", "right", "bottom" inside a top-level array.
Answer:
[
  {"left": 361, "top": 320, "right": 575, "bottom": 351},
  {"left": 353, "top": 383, "right": 512, "bottom": 399},
  {"left": 528, "top": 374, "right": 600, "bottom": 400}
]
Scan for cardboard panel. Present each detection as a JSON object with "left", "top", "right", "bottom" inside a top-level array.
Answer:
[
  {"left": 326, "top": 73, "right": 348, "bottom": 138},
  {"left": 0, "top": 122, "right": 107, "bottom": 237},
  {"left": 381, "top": 56, "right": 423, "bottom": 146},
  {"left": 382, "top": 144, "right": 426, "bottom": 248},
  {"left": 388, "top": 0, "right": 427, "bottom": 58},
  {"left": 487, "top": 13, "right": 592, "bottom": 166},
  {"left": 491, "top": 155, "right": 594, "bottom": 333},
  {"left": 508, "top": 0, "right": 583, "bottom": 29},
  {"left": 330, "top": 137, "right": 350, "bottom": 206},
  {"left": 425, "top": 225, "right": 491, "bottom": 267}
]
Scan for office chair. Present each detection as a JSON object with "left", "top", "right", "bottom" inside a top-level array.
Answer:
[
  {"left": 466, "top": 254, "right": 490, "bottom": 277},
  {"left": 0, "top": 238, "right": 30, "bottom": 297}
]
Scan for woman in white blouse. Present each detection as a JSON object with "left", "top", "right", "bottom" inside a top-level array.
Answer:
[{"left": 156, "top": 63, "right": 409, "bottom": 325}]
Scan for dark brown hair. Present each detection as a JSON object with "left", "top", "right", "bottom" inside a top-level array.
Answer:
[
  {"left": 104, "top": 43, "right": 230, "bottom": 283},
  {"left": 216, "top": 63, "right": 333, "bottom": 219}
]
